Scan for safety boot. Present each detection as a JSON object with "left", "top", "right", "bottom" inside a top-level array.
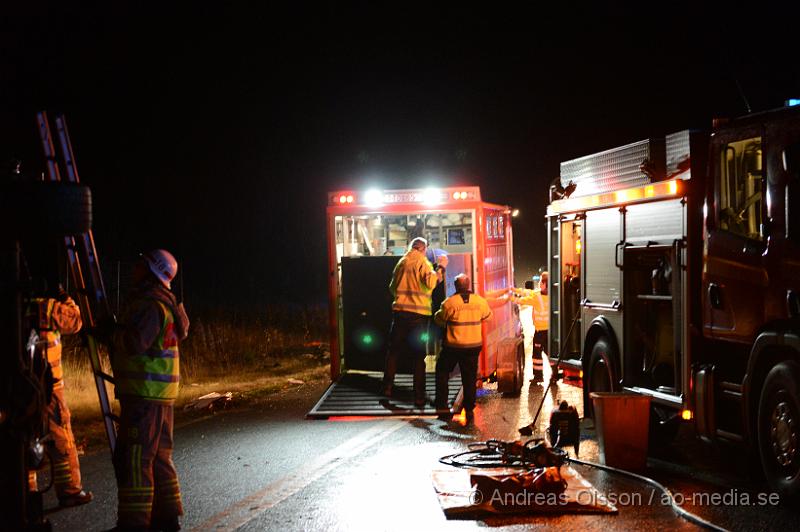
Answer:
[{"left": 59, "top": 489, "right": 93, "bottom": 507}]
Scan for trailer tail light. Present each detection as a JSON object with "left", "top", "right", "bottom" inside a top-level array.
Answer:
[
  {"left": 329, "top": 186, "right": 481, "bottom": 206},
  {"left": 681, "top": 409, "right": 693, "bottom": 421}
]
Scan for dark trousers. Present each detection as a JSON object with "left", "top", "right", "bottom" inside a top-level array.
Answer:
[
  {"left": 435, "top": 345, "right": 481, "bottom": 412},
  {"left": 113, "top": 397, "right": 183, "bottom": 530},
  {"left": 384, "top": 311, "right": 429, "bottom": 402}
]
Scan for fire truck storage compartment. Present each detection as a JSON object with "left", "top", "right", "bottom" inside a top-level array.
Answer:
[
  {"left": 622, "top": 245, "right": 680, "bottom": 394},
  {"left": 560, "top": 218, "right": 583, "bottom": 361}
]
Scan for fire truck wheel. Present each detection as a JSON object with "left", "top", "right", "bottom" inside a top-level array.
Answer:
[
  {"left": 584, "top": 336, "right": 617, "bottom": 417},
  {"left": 758, "top": 360, "right": 800, "bottom": 501},
  {"left": 3, "top": 181, "right": 92, "bottom": 237}
]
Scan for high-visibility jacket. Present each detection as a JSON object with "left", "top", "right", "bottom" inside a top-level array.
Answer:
[
  {"left": 389, "top": 248, "right": 439, "bottom": 316},
  {"left": 515, "top": 289, "right": 548, "bottom": 331},
  {"left": 434, "top": 292, "right": 492, "bottom": 348},
  {"left": 28, "top": 297, "right": 82, "bottom": 388},
  {"left": 114, "top": 299, "right": 180, "bottom": 402}
]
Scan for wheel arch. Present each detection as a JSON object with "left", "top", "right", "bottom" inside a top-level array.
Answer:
[
  {"left": 744, "top": 328, "right": 800, "bottom": 446},
  {"left": 581, "top": 316, "right": 622, "bottom": 384}
]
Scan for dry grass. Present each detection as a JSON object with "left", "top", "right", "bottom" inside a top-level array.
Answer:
[{"left": 59, "top": 305, "right": 329, "bottom": 452}]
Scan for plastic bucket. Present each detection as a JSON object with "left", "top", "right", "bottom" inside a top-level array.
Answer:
[{"left": 590, "top": 392, "right": 651, "bottom": 471}]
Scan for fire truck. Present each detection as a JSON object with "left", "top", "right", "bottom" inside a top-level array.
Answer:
[
  {"left": 547, "top": 101, "right": 800, "bottom": 497},
  {"left": 309, "top": 186, "right": 523, "bottom": 417}
]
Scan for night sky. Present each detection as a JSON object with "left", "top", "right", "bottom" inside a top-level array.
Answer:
[{"left": 3, "top": 4, "right": 799, "bottom": 308}]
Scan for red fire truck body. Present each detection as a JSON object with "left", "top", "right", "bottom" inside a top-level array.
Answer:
[{"left": 547, "top": 102, "right": 800, "bottom": 498}]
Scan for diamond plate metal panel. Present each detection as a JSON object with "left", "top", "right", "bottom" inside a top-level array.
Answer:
[{"left": 560, "top": 138, "right": 665, "bottom": 198}]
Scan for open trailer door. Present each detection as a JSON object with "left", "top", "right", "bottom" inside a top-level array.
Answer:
[{"left": 308, "top": 187, "right": 520, "bottom": 418}]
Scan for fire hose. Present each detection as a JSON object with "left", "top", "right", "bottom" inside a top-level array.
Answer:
[{"left": 439, "top": 435, "right": 728, "bottom": 531}]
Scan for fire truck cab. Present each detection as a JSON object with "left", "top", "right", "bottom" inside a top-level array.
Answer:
[
  {"left": 547, "top": 101, "right": 800, "bottom": 498},
  {"left": 325, "top": 186, "right": 522, "bottom": 397}
]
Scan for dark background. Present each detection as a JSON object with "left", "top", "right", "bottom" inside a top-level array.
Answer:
[{"left": 2, "top": 3, "right": 799, "bottom": 308}]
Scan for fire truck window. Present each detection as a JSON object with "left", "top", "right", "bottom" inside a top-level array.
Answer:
[
  {"left": 719, "top": 137, "right": 763, "bottom": 240},
  {"left": 785, "top": 142, "right": 800, "bottom": 239}
]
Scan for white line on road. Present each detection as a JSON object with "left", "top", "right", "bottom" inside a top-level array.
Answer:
[{"left": 192, "top": 419, "right": 406, "bottom": 531}]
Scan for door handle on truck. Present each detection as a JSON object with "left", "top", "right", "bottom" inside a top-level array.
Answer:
[
  {"left": 614, "top": 242, "right": 631, "bottom": 268},
  {"left": 708, "top": 283, "right": 722, "bottom": 309}
]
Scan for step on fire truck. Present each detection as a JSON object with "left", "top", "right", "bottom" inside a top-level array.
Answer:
[
  {"left": 309, "top": 186, "right": 523, "bottom": 417},
  {"left": 547, "top": 100, "right": 800, "bottom": 498}
]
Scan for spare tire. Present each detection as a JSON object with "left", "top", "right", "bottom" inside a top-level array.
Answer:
[{"left": 1, "top": 181, "right": 92, "bottom": 237}]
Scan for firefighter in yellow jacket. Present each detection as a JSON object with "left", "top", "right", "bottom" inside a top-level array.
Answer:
[
  {"left": 512, "top": 271, "right": 549, "bottom": 380},
  {"left": 112, "top": 249, "right": 189, "bottom": 532},
  {"left": 29, "top": 288, "right": 93, "bottom": 507},
  {"left": 383, "top": 237, "right": 447, "bottom": 407},
  {"left": 433, "top": 274, "right": 492, "bottom": 423}
]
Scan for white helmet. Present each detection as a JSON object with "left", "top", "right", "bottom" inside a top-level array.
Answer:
[{"left": 142, "top": 249, "right": 178, "bottom": 289}]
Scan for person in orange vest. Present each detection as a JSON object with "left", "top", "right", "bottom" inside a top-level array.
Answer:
[
  {"left": 433, "top": 274, "right": 492, "bottom": 423},
  {"left": 383, "top": 237, "right": 447, "bottom": 407},
  {"left": 28, "top": 286, "right": 93, "bottom": 507},
  {"left": 513, "top": 272, "right": 549, "bottom": 380},
  {"left": 112, "top": 249, "right": 189, "bottom": 532}
]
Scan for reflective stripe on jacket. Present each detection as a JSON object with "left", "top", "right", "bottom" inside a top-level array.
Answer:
[
  {"left": 114, "top": 300, "right": 180, "bottom": 402},
  {"left": 28, "top": 297, "right": 82, "bottom": 384},
  {"left": 389, "top": 248, "right": 439, "bottom": 316},
  {"left": 434, "top": 292, "right": 492, "bottom": 348}
]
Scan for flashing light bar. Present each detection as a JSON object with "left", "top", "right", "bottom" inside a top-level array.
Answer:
[
  {"left": 787, "top": 98, "right": 800, "bottom": 107},
  {"left": 548, "top": 179, "right": 682, "bottom": 215},
  {"left": 329, "top": 187, "right": 481, "bottom": 206}
]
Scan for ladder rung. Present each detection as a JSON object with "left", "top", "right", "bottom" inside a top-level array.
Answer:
[{"left": 95, "top": 371, "right": 115, "bottom": 384}]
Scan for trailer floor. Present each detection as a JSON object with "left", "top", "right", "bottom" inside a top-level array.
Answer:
[{"left": 307, "top": 370, "right": 462, "bottom": 418}]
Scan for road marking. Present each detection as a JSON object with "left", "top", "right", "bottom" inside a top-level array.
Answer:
[{"left": 191, "top": 419, "right": 405, "bottom": 531}]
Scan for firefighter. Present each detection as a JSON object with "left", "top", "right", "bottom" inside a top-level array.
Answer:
[
  {"left": 512, "top": 272, "right": 549, "bottom": 380},
  {"left": 514, "top": 280, "right": 536, "bottom": 362},
  {"left": 29, "top": 286, "right": 93, "bottom": 507},
  {"left": 433, "top": 274, "right": 492, "bottom": 423},
  {"left": 532, "top": 272, "right": 550, "bottom": 379},
  {"left": 383, "top": 237, "right": 447, "bottom": 407},
  {"left": 111, "top": 249, "right": 189, "bottom": 532}
]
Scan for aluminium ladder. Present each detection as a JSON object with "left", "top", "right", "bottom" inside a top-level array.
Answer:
[{"left": 36, "top": 111, "right": 118, "bottom": 454}]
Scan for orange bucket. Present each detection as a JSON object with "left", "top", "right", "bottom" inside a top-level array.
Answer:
[{"left": 590, "top": 392, "right": 651, "bottom": 471}]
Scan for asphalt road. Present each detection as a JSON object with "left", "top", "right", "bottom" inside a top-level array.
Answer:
[{"left": 44, "top": 360, "right": 800, "bottom": 531}]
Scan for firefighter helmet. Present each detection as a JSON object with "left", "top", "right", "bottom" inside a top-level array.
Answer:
[{"left": 142, "top": 249, "right": 178, "bottom": 289}]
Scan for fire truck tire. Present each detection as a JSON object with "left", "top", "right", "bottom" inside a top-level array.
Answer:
[
  {"left": 3, "top": 181, "right": 92, "bottom": 237},
  {"left": 757, "top": 360, "right": 800, "bottom": 501},
  {"left": 584, "top": 336, "right": 618, "bottom": 417}
]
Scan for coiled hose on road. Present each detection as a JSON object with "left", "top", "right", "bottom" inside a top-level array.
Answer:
[{"left": 439, "top": 440, "right": 728, "bottom": 531}]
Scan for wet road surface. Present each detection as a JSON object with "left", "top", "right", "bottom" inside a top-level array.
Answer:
[{"left": 45, "top": 358, "right": 800, "bottom": 531}]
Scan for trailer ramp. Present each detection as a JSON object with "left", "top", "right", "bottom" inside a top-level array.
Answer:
[{"left": 307, "top": 370, "right": 462, "bottom": 418}]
